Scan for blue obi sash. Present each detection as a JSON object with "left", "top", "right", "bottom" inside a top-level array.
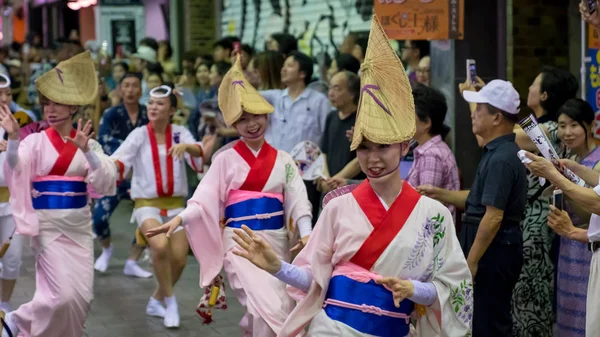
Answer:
[
  {"left": 224, "top": 196, "right": 284, "bottom": 230},
  {"left": 32, "top": 180, "right": 88, "bottom": 210},
  {"left": 324, "top": 275, "right": 414, "bottom": 337}
]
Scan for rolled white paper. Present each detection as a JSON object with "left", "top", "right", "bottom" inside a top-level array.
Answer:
[{"left": 519, "top": 114, "right": 585, "bottom": 187}]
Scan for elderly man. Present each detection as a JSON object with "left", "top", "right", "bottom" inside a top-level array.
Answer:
[
  {"left": 523, "top": 152, "right": 600, "bottom": 337},
  {"left": 418, "top": 80, "right": 527, "bottom": 337}
]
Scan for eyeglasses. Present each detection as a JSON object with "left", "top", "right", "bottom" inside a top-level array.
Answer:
[{"left": 416, "top": 68, "right": 430, "bottom": 74}]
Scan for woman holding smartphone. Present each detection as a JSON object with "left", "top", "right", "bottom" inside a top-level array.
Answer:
[{"left": 552, "top": 99, "right": 600, "bottom": 337}]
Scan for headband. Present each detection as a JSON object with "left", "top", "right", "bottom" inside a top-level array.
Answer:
[
  {"left": 0, "top": 73, "right": 11, "bottom": 89},
  {"left": 149, "top": 85, "right": 184, "bottom": 99},
  {"left": 149, "top": 85, "right": 172, "bottom": 98}
]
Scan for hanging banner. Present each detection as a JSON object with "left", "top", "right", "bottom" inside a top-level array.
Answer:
[
  {"left": 373, "top": 0, "right": 464, "bottom": 40},
  {"left": 586, "top": 23, "right": 600, "bottom": 140}
]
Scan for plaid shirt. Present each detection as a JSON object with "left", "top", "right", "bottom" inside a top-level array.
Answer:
[{"left": 407, "top": 135, "right": 460, "bottom": 219}]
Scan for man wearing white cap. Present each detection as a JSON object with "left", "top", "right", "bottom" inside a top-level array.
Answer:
[{"left": 419, "top": 80, "right": 528, "bottom": 337}]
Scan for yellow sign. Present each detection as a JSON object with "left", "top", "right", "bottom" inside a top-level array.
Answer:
[
  {"left": 374, "top": 0, "right": 465, "bottom": 40},
  {"left": 589, "top": 23, "right": 600, "bottom": 49},
  {"left": 13, "top": 111, "right": 32, "bottom": 127}
]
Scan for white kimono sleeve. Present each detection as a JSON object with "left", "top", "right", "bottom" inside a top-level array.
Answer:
[
  {"left": 280, "top": 152, "right": 313, "bottom": 241},
  {"left": 416, "top": 206, "right": 473, "bottom": 336},
  {"left": 110, "top": 127, "right": 143, "bottom": 180},
  {"left": 85, "top": 139, "right": 118, "bottom": 197},
  {"left": 179, "top": 127, "right": 204, "bottom": 173}
]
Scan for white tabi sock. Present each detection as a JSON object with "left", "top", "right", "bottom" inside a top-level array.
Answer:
[
  {"left": 163, "top": 295, "right": 179, "bottom": 328},
  {"left": 123, "top": 259, "right": 152, "bottom": 278},
  {"left": 93, "top": 245, "right": 113, "bottom": 273},
  {"left": 145, "top": 296, "right": 166, "bottom": 318}
]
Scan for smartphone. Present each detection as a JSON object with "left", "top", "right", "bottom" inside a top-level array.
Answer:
[
  {"left": 588, "top": 0, "right": 597, "bottom": 14},
  {"left": 466, "top": 59, "right": 477, "bottom": 85},
  {"left": 553, "top": 189, "right": 564, "bottom": 211}
]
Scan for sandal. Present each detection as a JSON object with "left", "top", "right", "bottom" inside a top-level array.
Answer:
[{"left": 0, "top": 311, "right": 13, "bottom": 337}]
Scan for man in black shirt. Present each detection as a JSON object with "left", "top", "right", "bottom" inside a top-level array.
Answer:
[
  {"left": 418, "top": 80, "right": 527, "bottom": 337},
  {"left": 318, "top": 71, "right": 364, "bottom": 195}
]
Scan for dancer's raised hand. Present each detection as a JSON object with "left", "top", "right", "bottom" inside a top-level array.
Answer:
[
  {"left": 65, "top": 119, "right": 95, "bottom": 152},
  {"left": 0, "top": 105, "right": 19, "bottom": 139},
  {"left": 232, "top": 225, "right": 281, "bottom": 274}
]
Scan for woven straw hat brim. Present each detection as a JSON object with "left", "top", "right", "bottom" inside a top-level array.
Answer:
[
  {"left": 218, "top": 56, "right": 273, "bottom": 126},
  {"left": 350, "top": 15, "right": 416, "bottom": 151},
  {"left": 35, "top": 51, "right": 98, "bottom": 106}
]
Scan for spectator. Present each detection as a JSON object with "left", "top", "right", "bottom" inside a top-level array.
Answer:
[
  {"left": 213, "top": 37, "right": 238, "bottom": 63},
  {"left": 401, "top": 40, "right": 430, "bottom": 84},
  {"left": 146, "top": 71, "right": 164, "bottom": 92},
  {"left": 139, "top": 62, "right": 164, "bottom": 106},
  {"left": 252, "top": 51, "right": 285, "bottom": 90},
  {"left": 418, "top": 80, "right": 527, "bottom": 337},
  {"left": 239, "top": 44, "right": 254, "bottom": 70},
  {"left": 139, "top": 37, "right": 159, "bottom": 52},
  {"left": 318, "top": 71, "right": 363, "bottom": 196},
  {"left": 131, "top": 45, "right": 157, "bottom": 73},
  {"left": 307, "top": 52, "right": 332, "bottom": 95},
  {"left": 267, "top": 33, "right": 298, "bottom": 58},
  {"left": 107, "top": 61, "right": 128, "bottom": 91},
  {"left": 352, "top": 37, "right": 368, "bottom": 63},
  {"left": 158, "top": 40, "right": 177, "bottom": 77},
  {"left": 339, "top": 33, "right": 358, "bottom": 54},
  {"left": 416, "top": 56, "right": 431, "bottom": 87},
  {"left": 262, "top": 51, "right": 331, "bottom": 225},
  {"left": 511, "top": 66, "right": 578, "bottom": 337},
  {"left": 209, "top": 61, "right": 231, "bottom": 91},
  {"left": 326, "top": 53, "right": 360, "bottom": 83},
  {"left": 552, "top": 98, "right": 599, "bottom": 337},
  {"left": 194, "top": 61, "right": 214, "bottom": 103},
  {"left": 406, "top": 84, "right": 459, "bottom": 218}
]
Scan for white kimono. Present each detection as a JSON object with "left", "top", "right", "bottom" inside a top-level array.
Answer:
[
  {"left": 3, "top": 127, "right": 117, "bottom": 337},
  {"left": 111, "top": 124, "right": 203, "bottom": 226},
  {"left": 280, "top": 181, "right": 473, "bottom": 337}
]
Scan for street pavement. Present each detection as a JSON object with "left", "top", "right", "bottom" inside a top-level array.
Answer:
[{"left": 9, "top": 200, "right": 246, "bottom": 337}]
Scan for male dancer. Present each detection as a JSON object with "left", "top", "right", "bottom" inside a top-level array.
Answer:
[{"left": 92, "top": 72, "right": 152, "bottom": 277}]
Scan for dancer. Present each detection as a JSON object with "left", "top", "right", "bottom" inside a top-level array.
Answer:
[
  {"left": 93, "top": 72, "right": 152, "bottom": 278},
  {"left": 110, "top": 84, "right": 211, "bottom": 328},
  {"left": 0, "top": 74, "right": 24, "bottom": 313},
  {"left": 0, "top": 51, "right": 118, "bottom": 337},
  {"left": 231, "top": 15, "right": 472, "bottom": 337},
  {"left": 147, "top": 56, "right": 313, "bottom": 337}
]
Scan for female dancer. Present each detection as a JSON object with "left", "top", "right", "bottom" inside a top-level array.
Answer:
[
  {"left": 147, "top": 56, "right": 313, "bottom": 337},
  {"left": 0, "top": 51, "right": 118, "bottom": 337},
  {"left": 110, "top": 84, "right": 212, "bottom": 328},
  {"left": 231, "top": 15, "right": 472, "bottom": 337},
  {"left": 0, "top": 73, "right": 24, "bottom": 314}
]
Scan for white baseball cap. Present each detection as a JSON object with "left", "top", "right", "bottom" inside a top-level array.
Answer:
[
  {"left": 132, "top": 45, "right": 157, "bottom": 63},
  {"left": 463, "top": 79, "right": 520, "bottom": 115}
]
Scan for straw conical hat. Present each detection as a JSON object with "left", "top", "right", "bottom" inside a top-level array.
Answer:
[
  {"left": 350, "top": 15, "right": 416, "bottom": 150},
  {"left": 218, "top": 55, "right": 273, "bottom": 126},
  {"left": 35, "top": 51, "right": 98, "bottom": 106}
]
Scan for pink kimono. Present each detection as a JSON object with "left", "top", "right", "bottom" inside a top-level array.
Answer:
[
  {"left": 180, "top": 140, "right": 312, "bottom": 337},
  {"left": 3, "top": 127, "right": 117, "bottom": 337},
  {"left": 279, "top": 181, "right": 473, "bottom": 337}
]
